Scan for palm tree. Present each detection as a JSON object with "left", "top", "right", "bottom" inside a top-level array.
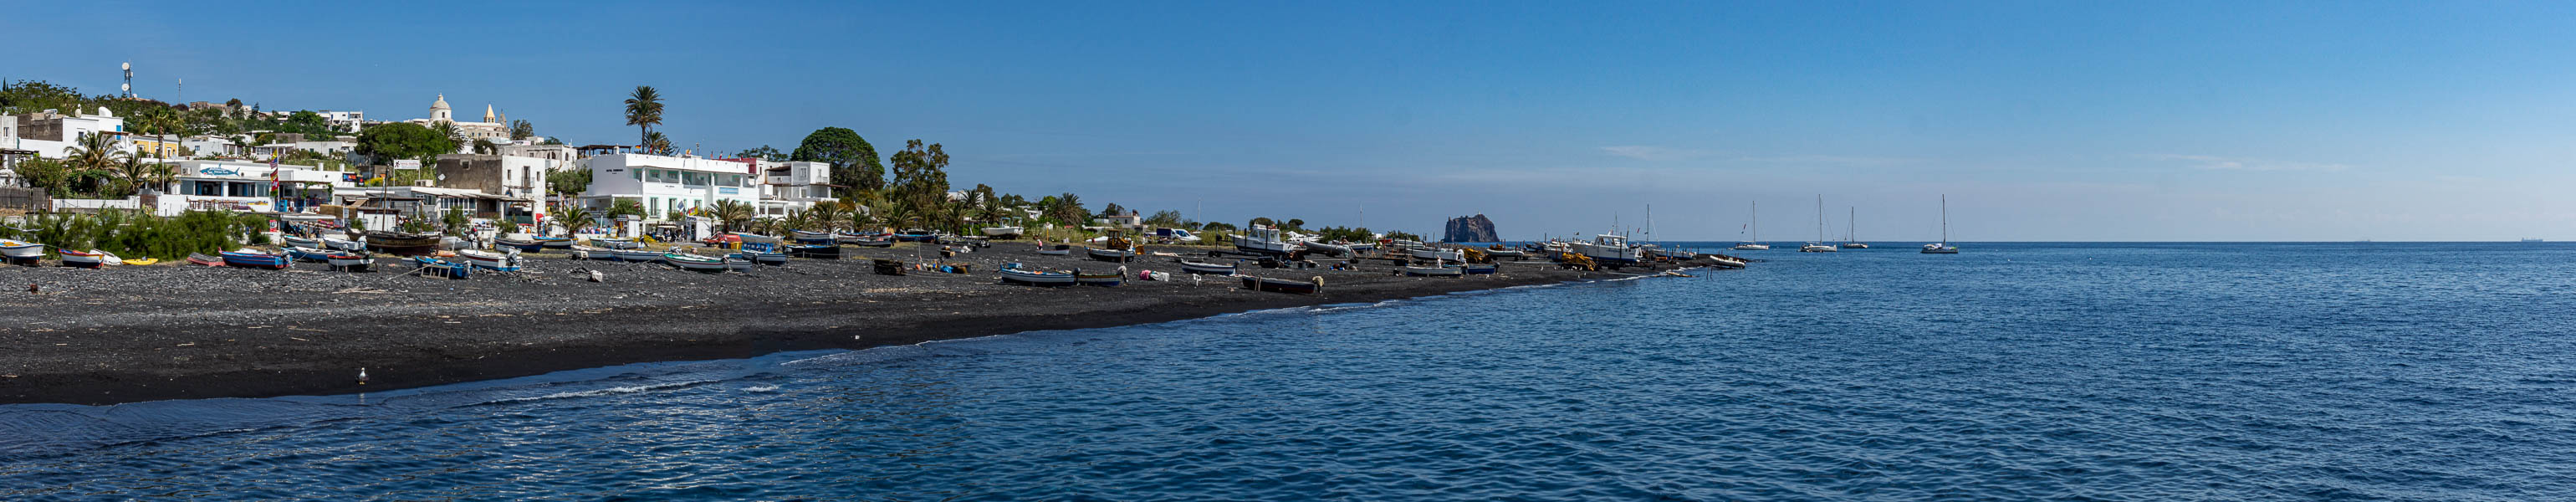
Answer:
[
  {"left": 624, "top": 85, "right": 664, "bottom": 146},
  {"left": 552, "top": 205, "right": 595, "bottom": 236},
  {"left": 432, "top": 121, "right": 464, "bottom": 151},
  {"left": 1046, "top": 192, "right": 1086, "bottom": 226},
  {"left": 641, "top": 131, "right": 672, "bottom": 156},
  {"left": 848, "top": 202, "right": 882, "bottom": 233},
  {"left": 64, "top": 132, "right": 130, "bottom": 195},
  {"left": 708, "top": 199, "right": 754, "bottom": 233},
  {"left": 472, "top": 138, "right": 498, "bottom": 155},
  {"left": 807, "top": 202, "right": 850, "bottom": 233}
]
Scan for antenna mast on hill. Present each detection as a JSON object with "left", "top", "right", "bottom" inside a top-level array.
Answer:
[{"left": 121, "top": 61, "right": 134, "bottom": 99}]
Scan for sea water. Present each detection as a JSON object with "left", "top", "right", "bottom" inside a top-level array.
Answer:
[{"left": 3, "top": 243, "right": 2572, "bottom": 500}]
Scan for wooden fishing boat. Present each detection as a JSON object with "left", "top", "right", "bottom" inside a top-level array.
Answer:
[
  {"left": 187, "top": 253, "right": 224, "bottom": 266},
  {"left": 325, "top": 252, "right": 375, "bottom": 272},
  {"left": 999, "top": 264, "right": 1076, "bottom": 286},
  {"left": 279, "top": 235, "right": 322, "bottom": 248},
  {"left": 1403, "top": 264, "right": 1464, "bottom": 277},
  {"left": 1408, "top": 247, "right": 1465, "bottom": 262},
  {"left": 363, "top": 230, "right": 442, "bottom": 256},
  {"left": 612, "top": 248, "right": 663, "bottom": 263},
  {"left": 784, "top": 243, "right": 840, "bottom": 259},
  {"left": 1484, "top": 248, "right": 1526, "bottom": 260},
  {"left": 0, "top": 239, "right": 46, "bottom": 265},
  {"left": 1239, "top": 275, "right": 1321, "bottom": 295},
  {"left": 322, "top": 237, "right": 366, "bottom": 252},
  {"left": 980, "top": 226, "right": 1024, "bottom": 239},
  {"left": 494, "top": 238, "right": 547, "bottom": 253},
  {"left": 456, "top": 249, "right": 525, "bottom": 272},
  {"left": 1087, "top": 248, "right": 1134, "bottom": 262},
  {"left": 57, "top": 248, "right": 108, "bottom": 269},
  {"left": 1076, "top": 267, "right": 1126, "bottom": 286},
  {"left": 587, "top": 236, "right": 641, "bottom": 249},
  {"left": 664, "top": 251, "right": 731, "bottom": 273},
  {"left": 411, "top": 256, "right": 468, "bottom": 279},
  {"left": 531, "top": 236, "right": 575, "bottom": 248},
  {"left": 1035, "top": 244, "right": 1072, "bottom": 256},
  {"left": 1464, "top": 264, "right": 1500, "bottom": 275},
  {"left": 892, "top": 233, "right": 937, "bottom": 243},
  {"left": 1178, "top": 259, "right": 1238, "bottom": 274},
  {"left": 285, "top": 246, "right": 338, "bottom": 263},
  {"left": 221, "top": 249, "right": 290, "bottom": 269}
]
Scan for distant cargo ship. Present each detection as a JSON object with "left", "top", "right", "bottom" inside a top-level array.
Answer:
[{"left": 2522, "top": 238, "right": 2545, "bottom": 243}]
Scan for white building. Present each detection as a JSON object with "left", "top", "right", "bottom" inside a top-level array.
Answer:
[
  {"left": 181, "top": 136, "right": 249, "bottom": 158},
  {"left": 571, "top": 153, "right": 759, "bottom": 221},
  {"left": 755, "top": 160, "right": 836, "bottom": 217},
  {"left": 8, "top": 108, "right": 130, "bottom": 158},
  {"left": 158, "top": 160, "right": 351, "bottom": 214},
  {"left": 496, "top": 143, "right": 579, "bottom": 164},
  {"left": 319, "top": 110, "right": 365, "bottom": 132}
]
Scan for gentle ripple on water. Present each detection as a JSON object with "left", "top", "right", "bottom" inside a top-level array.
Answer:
[{"left": 3, "top": 243, "right": 2574, "bottom": 500}]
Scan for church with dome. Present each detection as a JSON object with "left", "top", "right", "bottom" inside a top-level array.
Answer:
[{"left": 402, "top": 94, "right": 511, "bottom": 148}]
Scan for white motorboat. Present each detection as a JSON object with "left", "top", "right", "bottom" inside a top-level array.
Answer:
[
  {"left": 1233, "top": 225, "right": 1299, "bottom": 255},
  {"left": 1300, "top": 240, "right": 1352, "bottom": 256},
  {"left": 1408, "top": 247, "right": 1464, "bottom": 262},
  {"left": 1178, "top": 259, "right": 1239, "bottom": 274},
  {"left": 322, "top": 237, "right": 366, "bottom": 252},
  {"left": 0, "top": 239, "right": 45, "bottom": 264},
  {"left": 980, "top": 226, "right": 1025, "bottom": 238},
  {"left": 1572, "top": 233, "right": 1645, "bottom": 266},
  {"left": 613, "top": 248, "right": 664, "bottom": 262}
]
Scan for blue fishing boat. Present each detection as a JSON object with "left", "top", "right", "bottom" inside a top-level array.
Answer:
[
  {"left": 494, "top": 238, "right": 547, "bottom": 253},
  {"left": 220, "top": 249, "right": 290, "bottom": 269},
  {"left": 411, "top": 256, "right": 469, "bottom": 279},
  {"left": 530, "top": 236, "right": 575, "bottom": 248}
]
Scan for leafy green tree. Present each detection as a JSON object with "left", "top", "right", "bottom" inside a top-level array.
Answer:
[
  {"left": 624, "top": 85, "right": 663, "bottom": 144},
  {"left": 789, "top": 127, "right": 882, "bottom": 192},
  {"left": 547, "top": 168, "right": 594, "bottom": 196},
  {"left": 733, "top": 145, "right": 785, "bottom": 161},
  {"left": 1144, "top": 210, "right": 1184, "bottom": 228},
  {"left": 708, "top": 200, "right": 755, "bottom": 233},
  {"left": 432, "top": 120, "right": 464, "bottom": 146},
  {"left": 1045, "top": 192, "right": 1087, "bottom": 225},
  {"left": 887, "top": 139, "right": 950, "bottom": 207},
  {"left": 1101, "top": 202, "right": 1127, "bottom": 218},
  {"left": 355, "top": 122, "right": 457, "bottom": 165},
  {"left": 551, "top": 205, "right": 595, "bottom": 236},
  {"left": 641, "top": 131, "right": 672, "bottom": 156},
  {"left": 509, "top": 120, "right": 534, "bottom": 141},
  {"left": 472, "top": 138, "right": 499, "bottom": 154},
  {"left": 607, "top": 198, "right": 647, "bottom": 219},
  {"left": 440, "top": 207, "right": 472, "bottom": 238},
  {"left": 0, "top": 79, "right": 87, "bottom": 115},
  {"left": 14, "top": 158, "right": 71, "bottom": 197}
]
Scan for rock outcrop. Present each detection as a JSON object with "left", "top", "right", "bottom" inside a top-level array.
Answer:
[{"left": 1441, "top": 214, "right": 1500, "bottom": 243}]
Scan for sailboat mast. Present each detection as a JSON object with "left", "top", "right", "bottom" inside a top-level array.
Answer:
[
  {"left": 1940, "top": 194, "right": 1950, "bottom": 243},
  {"left": 1816, "top": 195, "right": 1824, "bottom": 243}
]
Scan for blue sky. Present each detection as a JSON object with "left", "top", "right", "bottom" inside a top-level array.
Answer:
[{"left": 13, "top": 1, "right": 2575, "bottom": 241}]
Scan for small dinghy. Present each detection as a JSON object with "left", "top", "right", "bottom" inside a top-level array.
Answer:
[
  {"left": 588, "top": 237, "right": 641, "bottom": 249},
  {"left": 187, "top": 253, "right": 224, "bottom": 267},
  {"left": 322, "top": 237, "right": 366, "bottom": 252},
  {"left": 735, "top": 244, "right": 790, "bottom": 265},
  {"left": 1076, "top": 267, "right": 1127, "bottom": 287},
  {"left": 1178, "top": 259, "right": 1238, "bottom": 274},
  {"left": 791, "top": 230, "right": 837, "bottom": 244},
  {"left": 531, "top": 236, "right": 575, "bottom": 248},
  {"left": 326, "top": 252, "right": 375, "bottom": 272},
  {"left": 612, "top": 248, "right": 663, "bottom": 263},
  {"left": 1301, "top": 241, "right": 1352, "bottom": 256},
  {"left": 0, "top": 239, "right": 46, "bottom": 265},
  {"left": 1464, "top": 264, "right": 1500, "bottom": 275},
  {"left": 222, "top": 248, "right": 291, "bottom": 269},
  {"left": 58, "top": 248, "right": 109, "bottom": 269},
  {"left": 1403, "top": 264, "right": 1464, "bottom": 277},
  {"left": 279, "top": 235, "right": 322, "bottom": 248},
  {"left": 285, "top": 246, "right": 338, "bottom": 263},
  {"left": 1035, "top": 244, "right": 1072, "bottom": 256},
  {"left": 1240, "top": 275, "right": 1321, "bottom": 295},
  {"left": 664, "top": 251, "right": 731, "bottom": 273},
  {"left": 457, "top": 249, "right": 525, "bottom": 272},
  {"left": 999, "top": 263, "right": 1077, "bottom": 286},
  {"left": 412, "top": 256, "right": 468, "bottom": 279},
  {"left": 570, "top": 244, "right": 617, "bottom": 260}
]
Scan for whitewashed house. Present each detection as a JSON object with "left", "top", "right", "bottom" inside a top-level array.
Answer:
[{"left": 570, "top": 153, "right": 759, "bottom": 221}]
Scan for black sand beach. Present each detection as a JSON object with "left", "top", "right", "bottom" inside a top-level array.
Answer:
[{"left": 0, "top": 242, "right": 1664, "bottom": 405}]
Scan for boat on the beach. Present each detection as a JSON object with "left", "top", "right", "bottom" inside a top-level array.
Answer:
[
  {"left": 1300, "top": 240, "right": 1352, "bottom": 256},
  {"left": 664, "top": 251, "right": 732, "bottom": 273},
  {"left": 411, "top": 255, "right": 469, "bottom": 279},
  {"left": 1076, "top": 267, "right": 1126, "bottom": 286},
  {"left": 1408, "top": 247, "right": 1465, "bottom": 262},
  {"left": 980, "top": 226, "right": 1024, "bottom": 239},
  {"left": 58, "top": 248, "right": 109, "bottom": 269},
  {"left": 569, "top": 244, "right": 616, "bottom": 260},
  {"left": 1403, "top": 264, "right": 1464, "bottom": 277},
  {"left": 999, "top": 264, "right": 1076, "bottom": 286},
  {"left": 284, "top": 246, "right": 338, "bottom": 263},
  {"left": 186, "top": 253, "right": 223, "bottom": 266},
  {"left": 1924, "top": 194, "right": 1960, "bottom": 254},
  {"left": 588, "top": 237, "right": 641, "bottom": 249},
  {"left": 784, "top": 243, "right": 840, "bottom": 259},
  {"left": 531, "top": 236, "right": 574, "bottom": 248},
  {"left": 363, "top": 231, "right": 442, "bottom": 256},
  {"left": 1087, "top": 247, "right": 1133, "bottom": 262},
  {"left": 279, "top": 235, "right": 321, "bottom": 248},
  {"left": 322, "top": 237, "right": 366, "bottom": 252},
  {"left": 612, "top": 248, "right": 664, "bottom": 263},
  {"left": 456, "top": 249, "right": 525, "bottom": 272},
  {"left": 1572, "top": 233, "right": 1644, "bottom": 267},
  {"left": 1178, "top": 259, "right": 1237, "bottom": 274},
  {"left": 790, "top": 230, "right": 836, "bottom": 244},
  {"left": 1484, "top": 247, "right": 1526, "bottom": 260},
  {"left": 835, "top": 232, "right": 891, "bottom": 246},
  {"left": 733, "top": 246, "right": 790, "bottom": 265},
  {"left": 221, "top": 248, "right": 290, "bottom": 269},
  {"left": 1, "top": 239, "right": 47, "bottom": 265},
  {"left": 1239, "top": 275, "right": 1321, "bottom": 295},
  {"left": 893, "top": 232, "right": 937, "bottom": 243},
  {"left": 1035, "top": 244, "right": 1071, "bottom": 255},
  {"left": 1464, "top": 264, "right": 1499, "bottom": 275},
  {"left": 325, "top": 252, "right": 375, "bottom": 272},
  {"left": 494, "top": 238, "right": 546, "bottom": 253},
  {"left": 1233, "top": 225, "right": 1299, "bottom": 255}
]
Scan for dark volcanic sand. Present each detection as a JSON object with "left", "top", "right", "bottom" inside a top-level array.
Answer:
[{"left": 0, "top": 242, "right": 1674, "bottom": 405}]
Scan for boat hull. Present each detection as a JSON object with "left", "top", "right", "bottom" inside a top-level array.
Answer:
[
  {"left": 1000, "top": 269, "right": 1076, "bottom": 286},
  {"left": 613, "top": 249, "right": 663, "bottom": 263},
  {"left": 363, "top": 231, "right": 442, "bottom": 256},
  {"left": 1, "top": 241, "right": 46, "bottom": 265},
  {"left": 784, "top": 244, "right": 839, "bottom": 259},
  {"left": 980, "top": 227, "right": 1023, "bottom": 238},
  {"left": 1087, "top": 248, "right": 1133, "bottom": 262},
  {"left": 322, "top": 238, "right": 366, "bottom": 252},
  {"left": 1239, "top": 275, "right": 1319, "bottom": 295},
  {"left": 221, "top": 251, "right": 290, "bottom": 269},
  {"left": 1403, "top": 266, "right": 1464, "bottom": 277},
  {"left": 665, "top": 254, "right": 730, "bottom": 273},
  {"left": 495, "top": 239, "right": 547, "bottom": 253},
  {"left": 58, "top": 250, "right": 106, "bottom": 269},
  {"left": 457, "top": 250, "right": 524, "bottom": 271},
  {"left": 1178, "top": 260, "right": 1237, "bottom": 274}
]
